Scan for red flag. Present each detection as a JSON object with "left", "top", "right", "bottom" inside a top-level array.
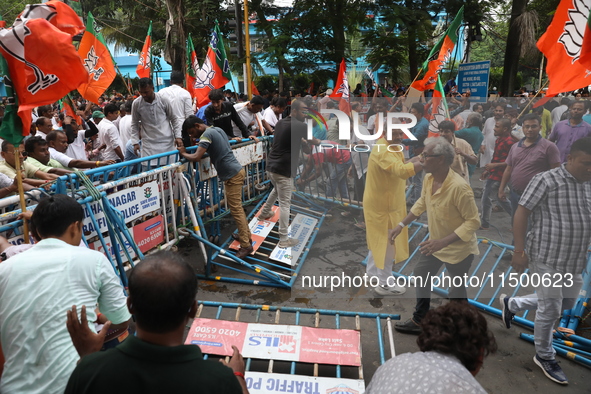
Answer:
[
  {"left": 307, "top": 82, "right": 314, "bottom": 94},
  {"left": 538, "top": 0, "right": 591, "bottom": 96},
  {"left": 330, "top": 58, "right": 351, "bottom": 114},
  {"left": 195, "top": 22, "right": 232, "bottom": 106},
  {"left": 16, "top": 0, "right": 84, "bottom": 37},
  {"left": 0, "top": 18, "right": 88, "bottom": 138},
  {"left": 77, "top": 12, "right": 116, "bottom": 104},
  {"left": 137, "top": 21, "right": 152, "bottom": 79},
  {"left": 251, "top": 81, "right": 260, "bottom": 96}
]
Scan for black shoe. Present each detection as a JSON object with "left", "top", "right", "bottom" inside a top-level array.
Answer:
[
  {"left": 499, "top": 293, "right": 515, "bottom": 329},
  {"left": 533, "top": 354, "right": 568, "bottom": 385},
  {"left": 394, "top": 318, "right": 422, "bottom": 334}
]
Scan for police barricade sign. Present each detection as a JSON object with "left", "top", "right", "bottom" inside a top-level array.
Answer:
[
  {"left": 82, "top": 180, "right": 161, "bottom": 238},
  {"left": 185, "top": 318, "right": 361, "bottom": 366},
  {"left": 269, "top": 214, "right": 318, "bottom": 266},
  {"left": 244, "top": 372, "right": 365, "bottom": 394}
]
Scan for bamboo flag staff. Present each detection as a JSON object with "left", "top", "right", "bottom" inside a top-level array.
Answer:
[
  {"left": 12, "top": 145, "right": 29, "bottom": 243},
  {"left": 518, "top": 79, "right": 550, "bottom": 119}
]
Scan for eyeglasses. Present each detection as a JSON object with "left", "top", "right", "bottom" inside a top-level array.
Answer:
[{"left": 420, "top": 152, "right": 442, "bottom": 159}]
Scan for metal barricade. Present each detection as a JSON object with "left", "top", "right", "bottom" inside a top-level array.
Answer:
[{"left": 192, "top": 301, "right": 400, "bottom": 387}]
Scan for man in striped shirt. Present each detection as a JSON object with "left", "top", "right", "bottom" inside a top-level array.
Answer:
[{"left": 500, "top": 138, "right": 591, "bottom": 385}]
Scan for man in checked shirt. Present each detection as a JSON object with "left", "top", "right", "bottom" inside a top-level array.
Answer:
[{"left": 499, "top": 138, "right": 591, "bottom": 386}]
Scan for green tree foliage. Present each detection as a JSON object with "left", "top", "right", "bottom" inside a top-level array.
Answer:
[{"left": 80, "top": 0, "right": 222, "bottom": 72}]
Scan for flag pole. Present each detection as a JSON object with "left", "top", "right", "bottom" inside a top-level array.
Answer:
[
  {"left": 12, "top": 144, "right": 29, "bottom": 244},
  {"left": 114, "top": 63, "right": 133, "bottom": 96},
  {"left": 404, "top": 67, "right": 423, "bottom": 97},
  {"left": 518, "top": 80, "right": 549, "bottom": 119},
  {"left": 243, "top": 0, "right": 252, "bottom": 99}
]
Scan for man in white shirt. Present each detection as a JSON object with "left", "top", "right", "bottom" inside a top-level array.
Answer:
[
  {"left": 34, "top": 116, "right": 53, "bottom": 139},
  {"left": 0, "top": 194, "right": 131, "bottom": 394},
  {"left": 98, "top": 103, "right": 124, "bottom": 162},
  {"left": 47, "top": 130, "right": 115, "bottom": 169},
  {"left": 118, "top": 101, "right": 133, "bottom": 148},
  {"left": 233, "top": 96, "right": 273, "bottom": 136},
  {"left": 551, "top": 97, "right": 570, "bottom": 126},
  {"left": 261, "top": 97, "right": 287, "bottom": 130},
  {"left": 131, "top": 78, "right": 183, "bottom": 162},
  {"left": 158, "top": 71, "right": 194, "bottom": 122}
]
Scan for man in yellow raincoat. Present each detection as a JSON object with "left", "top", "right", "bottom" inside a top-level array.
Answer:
[{"left": 364, "top": 127, "right": 423, "bottom": 296}]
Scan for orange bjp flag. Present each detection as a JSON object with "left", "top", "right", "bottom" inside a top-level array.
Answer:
[
  {"left": 137, "top": 21, "right": 152, "bottom": 79},
  {"left": 16, "top": 0, "right": 84, "bottom": 37},
  {"left": 77, "top": 12, "right": 116, "bottom": 104},
  {"left": 194, "top": 22, "right": 232, "bottom": 106},
  {"left": 0, "top": 18, "right": 88, "bottom": 137},
  {"left": 537, "top": 0, "right": 591, "bottom": 96},
  {"left": 330, "top": 58, "right": 351, "bottom": 115}
]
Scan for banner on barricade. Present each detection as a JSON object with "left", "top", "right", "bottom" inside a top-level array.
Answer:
[
  {"left": 270, "top": 214, "right": 317, "bottom": 267},
  {"left": 244, "top": 372, "right": 365, "bottom": 394},
  {"left": 229, "top": 205, "right": 279, "bottom": 253},
  {"left": 185, "top": 318, "right": 361, "bottom": 366},
  {"left": 133, "top": 215, "right": 164, "bottom": 253},
  {"left": 198, "top": 142, "right": 264, "bottom": 181},
  {"left": 82, "top": 181, "right": 161, "bottom": 237}
]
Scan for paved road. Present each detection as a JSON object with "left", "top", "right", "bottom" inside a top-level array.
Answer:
[{"left": 182, "top": 169, "right": 590, "bottom": 392}]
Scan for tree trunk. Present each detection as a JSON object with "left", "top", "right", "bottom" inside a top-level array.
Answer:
[
  {"left": 164, "top": 0, "right": 186, "bottom": 71},
  {"left": 278, "top": 66, "right": 284, "bottom": 92},
  {"left": 500, "top": 0, "right": 529, "bottom": 96}
]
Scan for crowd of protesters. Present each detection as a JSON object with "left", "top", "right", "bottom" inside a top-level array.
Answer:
[{"left": 0, "top": 71, "right": 589, "bottom": 392}]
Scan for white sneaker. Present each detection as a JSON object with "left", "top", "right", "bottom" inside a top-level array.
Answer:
[
  {"left": 278, "top": 238, "right": 300, "bottom": 248},
  {"left": 374, "top": 284, "right": 406, "bottom": 296}
]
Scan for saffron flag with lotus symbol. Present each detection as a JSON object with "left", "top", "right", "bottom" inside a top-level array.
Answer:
[
  {"left": 539, "top": 0, "right": 591, "bottom": 96},
  {"left": 195, "top": 21, "right": 232, "bottom": 106}
]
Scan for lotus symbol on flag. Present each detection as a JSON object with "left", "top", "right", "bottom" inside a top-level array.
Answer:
[
  {"left": 428, "top": 100, "right": 447, "bottom": 135},
  {"left": 559, "top": 0, "right": 590, "bottom": 62},
  {"left": 195, "top": 57, "right": 216, "bottom": 90},
  {"left": 0, "top": 22, "right": 59, "bottom": 94}
]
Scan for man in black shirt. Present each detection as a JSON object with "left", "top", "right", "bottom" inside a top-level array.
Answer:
[
  {"left": 205, "top": 89, "right": 253, "bottom": 141},
  {"left": 65, "top": 251, "right": 248, "bottom": 394},
  {"left": 258, "top": 99, "right": 308, "bottom": 249}
]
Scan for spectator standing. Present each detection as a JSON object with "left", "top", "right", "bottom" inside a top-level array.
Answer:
[
  {"left": 131, "top": 78, "right": 183, "bottom": 163},
  {"left": 480, "top": 118, "right": 515, "bottom": 230},
  {"left": 548, "top": 100, "right": 591, "bottom": 163},
  {"left": 98, "top": 104, "right": 124, "bottom": 162}
]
